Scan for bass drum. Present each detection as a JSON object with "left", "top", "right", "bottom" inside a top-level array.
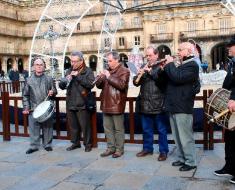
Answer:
[
  {"left": 205, "top": 88, "right": 235, "bottom": 130},
  {"left": 32, "top": 100, "right": 55, "bottom": 123}
]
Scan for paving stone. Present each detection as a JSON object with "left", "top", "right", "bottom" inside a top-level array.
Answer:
[
  {"left": 86, "top": 158, "right": 126, "bottom": 171},
  {"left": 195, "top": 154, "right": 226, "bottom": 180},
  {"left": 2, "top": 163, "right": 47, "bottom": 177},
  {"left": 0, "top": 162, "right": 20, "bottom": 174},
  {"left": 97, "top": 186, "right": 132, "bottom": 190},
  {"left": 0, "top": 176, "right": 22, "bottom": 190},
  {"left": 186, "top": 179, "right": 235, "bottom": 190},
  {"left": 103, "top": 172, "right": 151, "bottom": 190},
  {"left": 66, "top": 169, "right": 112, "bottom": 186},
  {"left": 0, "top": 151, "right": 40, "bottom": 163},
  {"left": 35, "top": 166, "right": 77, "bottom": 181},
  {"left": 120, "top": 158, "right": 160, "bottom": 175},
  {"left": 5, "top": 178, "right": 57, "bottom": 190},
  {"left": 49, "top": 181, "right": 96, "bottom": 190},
  {"left": 0, "top": 151, "right": 13, "bottom": 159},
  {"left": 155, "top": 163, "right": 195, "bottom": 178},
  {"left": 28, "top": 153, "right": 66, "bottom": 165},
  {"left": 142, "top": 176, "right": 189, "bottom": 190},
  {"left": 57, "top": 156, "right": 96, "bottom": 171}
]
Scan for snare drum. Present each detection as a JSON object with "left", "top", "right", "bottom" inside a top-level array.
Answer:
[
  {"left": 205, "top": 88, "right": 235, "bottom": 130},
  {"left": 32, "top": 100, "right": 55, "bottom": 123}
]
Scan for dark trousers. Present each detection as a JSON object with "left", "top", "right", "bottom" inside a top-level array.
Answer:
[
  {"left": 67, "top": 109, "right": 92, "bottom": 147},
  {"left": 224, "top": 129, "right": 235, "bottom": 175}
]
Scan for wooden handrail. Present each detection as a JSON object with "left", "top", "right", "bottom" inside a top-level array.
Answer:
[{"left": 0, "top": 90, "right": 219, "bottom": 150}]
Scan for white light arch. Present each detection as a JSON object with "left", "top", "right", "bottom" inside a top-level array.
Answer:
[
  {"left": 221, "top": 0, "right": 235, "bottom": 15},
  {"left": 29, "top": 0, "right": 126, "bottom": 78},
  {"left": 29, "top": 0, "right": 160, "bottom": 78}
]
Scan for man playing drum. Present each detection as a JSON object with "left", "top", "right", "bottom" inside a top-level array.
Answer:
[
  {"left": 23, "top": 58, "right": 57, "bottom": 154},
  {"left": 214, "top": 37, "right": 235, "bottom": 184}
]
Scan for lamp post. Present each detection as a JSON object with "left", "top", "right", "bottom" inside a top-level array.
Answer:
[{"left": 43, "top": 25, "right": 59, "bottom": 78}]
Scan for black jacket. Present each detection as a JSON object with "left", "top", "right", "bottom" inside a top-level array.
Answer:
[
  {"left": 133, "top": 65, "right": 165, "bottom": 114},
  {"left": 59, "top": 67, "right": 95, "bottom": 111},
  {"left": 222, "top": 57, "right": 235, "bottom": 100},
  {"left": 164, "top": 57, "right": 199, "bottom": 114}
]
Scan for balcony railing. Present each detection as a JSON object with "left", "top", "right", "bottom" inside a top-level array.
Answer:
[
  {"left": 150, "top": 33, "right": 174, "bottom": 42},
  {"left": 0, "top": 47, "right": 29, "bottom": 55},
  {"left": 119, "top": 22, "right": 143, "bottom": 30},
  {"left": 180, "top": 28, "right": 235, "bottom": 39},
  {"left": 67, "top": 44, "right": 99, "bottom": 52}
]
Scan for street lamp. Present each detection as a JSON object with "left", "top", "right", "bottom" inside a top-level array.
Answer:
[{"left": 43, "top": 25, "right": 59, "bottom": 78}]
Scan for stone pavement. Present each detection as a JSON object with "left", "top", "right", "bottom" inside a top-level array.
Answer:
[{"left": 0, "top": 137, "right": 234, "bottom": 190}]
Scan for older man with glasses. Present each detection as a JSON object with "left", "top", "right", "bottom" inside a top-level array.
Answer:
[
  {"left": 23, "top": 58, "right": 57, "bottom": 154},
  {"left": 162, "top": 42, "right": 199, "bottom": 171}
]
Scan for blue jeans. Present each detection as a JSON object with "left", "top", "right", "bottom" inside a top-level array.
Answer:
[{"left": 141, "top": 113, "right": 169, "bottom": 154}]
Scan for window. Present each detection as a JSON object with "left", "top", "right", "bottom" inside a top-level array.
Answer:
[
  {"left": 133, "top": 17, "right": 140, "bottom": 26},
  {"left": 187, "top": 20, "right": 197, "bottom": 32},
  {"left": 119, "top": 37, "right": 125, "bottom": 46},
  {"left": 77, "top": 23, "right": 80, "bottom": 30},
  {"left": 119, "top": 18, "right": 125, "bottom": 28},
  {"left": 157, "top": 24, "right": 167, "bottom": 34},
  {"left": 219, "top": 18, "right": 231, "bottom": 33},
  {"left": 134, "top": 36, "right": 140, "bottom": 45}
]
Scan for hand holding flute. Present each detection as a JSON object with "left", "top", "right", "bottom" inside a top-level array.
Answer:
[{"left": 92, "top": 70, "right": 109, "bottom": 85}]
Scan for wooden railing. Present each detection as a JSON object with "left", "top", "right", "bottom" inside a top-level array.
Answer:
[
  {"left": 0, "top": 80, "right": 25, "bottom": 94},
  {"left": 0, "top": 89, "right": 221, "bottom": 150}
]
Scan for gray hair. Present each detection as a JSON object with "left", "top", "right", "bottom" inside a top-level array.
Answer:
[
  {"left": 71, "top": 51, "right": 84, "bottom": 60},
  {"left": 106, "top": 50, "right": 120, "bottom": 60}
]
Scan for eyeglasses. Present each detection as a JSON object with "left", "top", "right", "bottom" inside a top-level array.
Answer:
[
  {"left": 35, "top": 64, "right": 44, "bottom": 66},
  {"left": 71, "top": 59, "right": 82, "bottom": 63}
]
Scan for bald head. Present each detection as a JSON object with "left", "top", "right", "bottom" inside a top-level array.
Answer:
[{"left": 178, "top": 42, "right": 195, "bottom": 60}]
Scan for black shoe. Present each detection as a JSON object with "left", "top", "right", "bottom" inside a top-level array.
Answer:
[
  {"left": 66, "top": 144, "right": 81, "bottom": 151},
  {"left": 179, "top": 164, "right": 197, "bottom": 171},
  {"left": 26, "top": 148, "right": 39, "bottom": 154},
  {"left": 85, "top": 146, "right": 92, "bottom": 152},
  {"left": 172, "top": 161, "right": 184, "bottom": 166},
  {"left": 45, "top": 147, "right": 53, "bottom": 151},
  {"left": 229, "top": 177, "right": 235, "bottom": 184},
  {"left": 214, "top": 169, "right": 232, "bottom": 177}
]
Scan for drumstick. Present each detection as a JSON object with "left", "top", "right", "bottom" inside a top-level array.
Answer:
[{"left": 209, "top": 108, "right": 230, "bottom": 123}]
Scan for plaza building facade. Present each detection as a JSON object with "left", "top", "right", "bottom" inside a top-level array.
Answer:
[{"left": 0, "top": 0, "right": 234, "bottom": 76}]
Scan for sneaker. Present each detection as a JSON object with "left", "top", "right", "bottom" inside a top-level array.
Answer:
[
  {"left": 229, "top": 177, "right": 235, "bottom": 184},
  {"left": 214, "top": 169, "right": 232, "bottom": 177}
]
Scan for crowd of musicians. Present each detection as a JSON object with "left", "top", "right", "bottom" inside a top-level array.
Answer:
[{"left": 22, "top": 37, "right": 235, "bottom": 184}]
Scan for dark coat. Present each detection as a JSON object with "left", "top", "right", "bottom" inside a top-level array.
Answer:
[
  {"left": 9, "top": 70, "right": 19, "bottom": 81},
  {"left": 222, "top": 57, "right": 235, "bottom": 100},
  {"left": 61, "top": 67, "right": 95, "bottom": 111},
  {"left": 22, "top": 73, "right": 57, "bottom": 111},
  {"left": 164, "top": 58, "right": 199, "bottom": 114},
  {"left": 96, "top": 64, "right": 130, "bottom": 114},
  {"left": 133, "top": 65, "right": 165, "bottom": 114}
]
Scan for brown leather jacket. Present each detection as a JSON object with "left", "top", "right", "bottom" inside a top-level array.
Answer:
[{"left": 96, "top": 64, "right": 130, "bottom": 114}]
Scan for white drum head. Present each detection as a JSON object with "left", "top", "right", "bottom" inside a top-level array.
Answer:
[{"left": 33, "top": 101, "right": 51, "bottom": 119}]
